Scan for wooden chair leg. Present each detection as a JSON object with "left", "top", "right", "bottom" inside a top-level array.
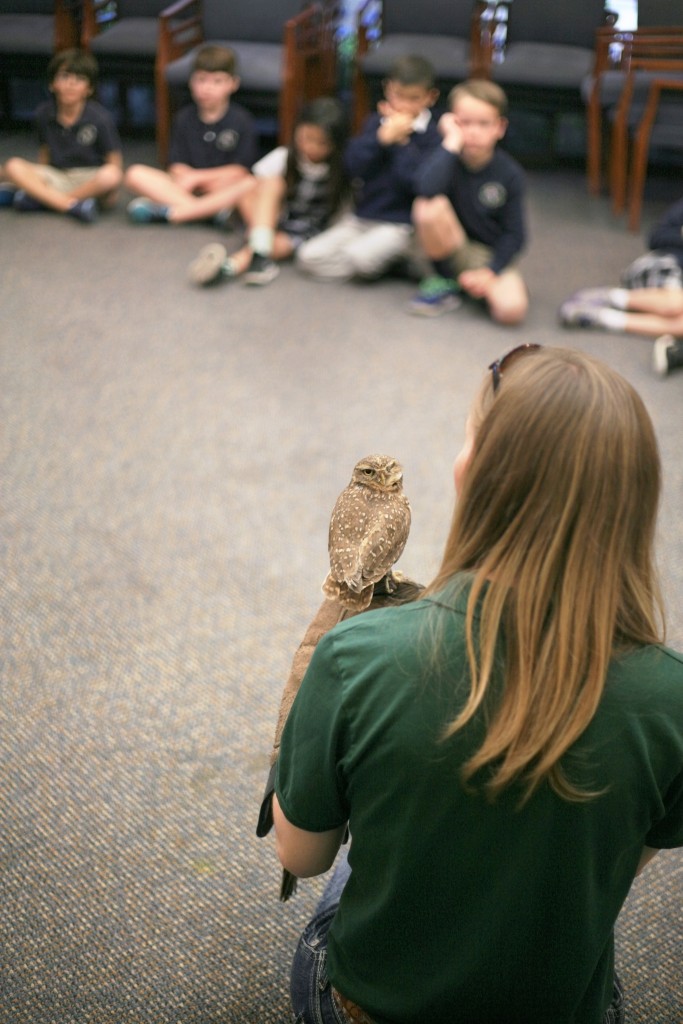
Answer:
[
  {"left": 586, "top": 89, "right": 603, "bottom": 194},
  {"left": 155, "top": 67, "right": 170, "bottom": 167},
  {"left": 609, "top": 115, "right": 628, "bottom": 214},
  {"left": 627, "top": 126, "right": 650, "bottom": 232}
]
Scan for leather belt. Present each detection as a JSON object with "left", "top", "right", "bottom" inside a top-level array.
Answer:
[{"left": 331, "top": 986, "right": 377, "bottom": 1024}]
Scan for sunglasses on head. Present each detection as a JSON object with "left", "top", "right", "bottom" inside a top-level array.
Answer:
[{"left": 488, "top": 343, "right": 542, "bottom": 393}]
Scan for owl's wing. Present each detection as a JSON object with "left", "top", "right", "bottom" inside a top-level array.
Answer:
[{"left": 356, "top": 501, "right": 412, "bottom": 587}]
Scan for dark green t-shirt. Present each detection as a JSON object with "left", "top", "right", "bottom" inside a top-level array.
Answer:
[{"left": 276, "top": 584, "right": 683, "bottom": 1024}]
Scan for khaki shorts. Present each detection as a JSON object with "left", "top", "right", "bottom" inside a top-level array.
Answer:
[
  {"left": 36, "top": 165, "right": 100, "bottom": 193},
  {"left": 451, "top": 239, "right": 524, "bottom": 290}
]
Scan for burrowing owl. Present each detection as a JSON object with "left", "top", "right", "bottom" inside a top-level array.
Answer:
[{"left": 323, "top": 454, "right": 411, "bottom": 611}]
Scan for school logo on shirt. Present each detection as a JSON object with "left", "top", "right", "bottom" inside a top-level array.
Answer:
[
  {"left": 478, "top": 182, "right": 507, "bottom": 209},
  {"left": 77, "top": 124, "right": 98, "bottom": 147},
  {"left": 216, "top": 129, "right": 239, "bottom": 151}
]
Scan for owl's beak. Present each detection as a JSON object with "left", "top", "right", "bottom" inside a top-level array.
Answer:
[{"left": 384, "top": 467, "right": 403, "bottom": 488}]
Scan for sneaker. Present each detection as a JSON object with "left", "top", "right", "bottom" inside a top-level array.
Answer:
[
  {"left": 68, "top": 197, "right": 98, "bottom": 223},
  {"left": 127, "top": 197, "right": 169, "bottom": 223},
  {"left": 558, "top": 289, "right": 612, "bottom": 328},
  {"left": 0, "top": 183, "right": 16, "bottom": 207},
  {"left": 13, "top": 189, "right": 46, "bottom": 213},
  {"left": 652, "top": 334, "right": 683, "bottom": 377},
  {"left": 188, "top": 243, "right": 229, "bottom": 286},
  {"left": 409, "top": 275, "right": 461, "bottom": 317},
  {"left": 243, "top": 252, "right": 279, "bottom": 286}
]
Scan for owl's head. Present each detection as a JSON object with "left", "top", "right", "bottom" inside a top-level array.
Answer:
[{"left": 352, "top": 455, "right": 404, "bottom": 492}]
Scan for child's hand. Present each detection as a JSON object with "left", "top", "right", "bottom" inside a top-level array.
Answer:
[
  {"left": 376, "top": 101, "right": 414, "bottom": 146},
  {"left": 438, "top": 113, "right": 464, "bottom": 154},
  {"left": 458, "top": 267, "right": 495, "bottom": 298}
]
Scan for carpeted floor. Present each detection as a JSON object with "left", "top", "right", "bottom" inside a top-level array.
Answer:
[{"left": 1, "top": 128, "right": 682, "bottom": 1023}]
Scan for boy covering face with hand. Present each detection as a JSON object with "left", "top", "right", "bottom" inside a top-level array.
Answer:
[{"left": 412, "top": 79, "right": 529, "bottom": 324}]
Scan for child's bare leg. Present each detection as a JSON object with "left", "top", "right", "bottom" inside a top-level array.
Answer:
[
  {"left": 168, "top": 174, "right": 257, "bottom": 223},
  {"left": 5, "top": 157, "right": 74, "bottom": 212},
  {"left": 561, "top": 283, "right": 683, "bottom": 336},
  {"left": 622, "top": 311, "right": 683, "bottom": 337},
  {"left": 66, "top": 164, "right": 122, "bottom": 206},
  {"left": 124, "top": 164, "right": 191, "bottom": 206},
  {"left": 486, "top": 268, "right": 529, "bottom": 325},
  {"left": 412, "top": 195, "right": 465, "bottom": 259},
  {"left": 625, "top": 288, "right": 683, "bottom": 317}
]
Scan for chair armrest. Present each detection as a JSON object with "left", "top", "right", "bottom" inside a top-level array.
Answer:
[{"left": 157, "top": 0, "right": 204, "bottom": 70}]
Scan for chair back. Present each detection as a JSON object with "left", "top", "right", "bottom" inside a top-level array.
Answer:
[
  {"left": 203, "top": 0, "right": 304, "bottom": 45},
  {"left": 504, "top": 0, "right": 606, "bottom": 48},
  {"left": 0, "top": 0, "right": 54, "bottom": 11},
  {"left": 379, "top": 0, "right": 477, "bottom": 39},
  {"left": 116, "top": 0, "right": 168, "bottom": 16},
  {"left": 638, "top": 0, "right": 683, "bottom": 28}
]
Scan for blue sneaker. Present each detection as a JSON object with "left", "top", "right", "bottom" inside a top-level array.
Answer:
[
  {"left": 13, "top": 189, "right": 46, "bottom": 213},
  {"left": 0, "top": 183, "right": 16, "bottom": 207},
  {"left": 409, "top": 275, "right": 461, "bottom": 317},
  {"left": 127, "top": 197, "right": 169, "bottom": 223},
  {"left": 68, "top": 197, "right": 98, "bottom": 223}
]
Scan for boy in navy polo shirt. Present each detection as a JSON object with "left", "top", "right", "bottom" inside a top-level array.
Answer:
[
  {"left": 2, "top": 50, "right": 122, "bottom": 223},
  {"left": 411, "top": 79, "right": 528, "bottom": 324},
  {"left": 296, "top": 55, "right": 441, "bottom": 282},
  {"left": 124, "top": 45, "right": 258, "bottom": 225}
]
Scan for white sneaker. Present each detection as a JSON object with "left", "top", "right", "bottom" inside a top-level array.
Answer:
[{"left": 188, "top": 243, "right": 229, "bottom": 286}]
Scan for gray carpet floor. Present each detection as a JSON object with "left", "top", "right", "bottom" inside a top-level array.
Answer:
[{"left": 1, "top": 128, "right": 682, "bottom": 1023}]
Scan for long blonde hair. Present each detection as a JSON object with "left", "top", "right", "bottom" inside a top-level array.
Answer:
[{"left": 426, "top": 347, "right": 664, "bottom": 803}]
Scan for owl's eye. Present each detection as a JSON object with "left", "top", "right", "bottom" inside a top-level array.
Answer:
[{"left": 362, "top": 468, "right": 374, "bottom": 476}]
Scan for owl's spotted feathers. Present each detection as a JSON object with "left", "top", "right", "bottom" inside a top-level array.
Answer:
[{"left": 323, "top": 454, "right": 411, "bottom": 610}]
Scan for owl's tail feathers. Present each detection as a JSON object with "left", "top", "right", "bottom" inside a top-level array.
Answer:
[{"left": 323, "top": 574, "right": 374, "bottom": 611}]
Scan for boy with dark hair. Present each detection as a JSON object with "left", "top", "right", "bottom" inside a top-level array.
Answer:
[
  {"left": 411, "top": 79, "right": 528, "bottom": 324},
  {"left": 124, "top": 44, "right": 258, "bottom": 224},
  {"left": 296, "top": 54, "right": 441, "bottom": 281},
  {"left": 1, "top": 49, "right": 122, "bottom": 223}
]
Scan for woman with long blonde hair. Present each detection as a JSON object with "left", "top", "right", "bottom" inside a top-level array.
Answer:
[{"left": 273, "top": 346, "right": 683, "bottom": 1024}]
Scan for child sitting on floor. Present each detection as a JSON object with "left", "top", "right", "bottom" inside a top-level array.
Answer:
[
  {"left": 411, "top": 79, "right": 528, "bottom": 323},
  {"left": 124, "top": 45, "right": 258, "bottom": 225},
  {"left": 1, "top": 49, "right": 122, "bottom": 223},
  {"left": 188, "top": 97, "right": 348, "bottom": 287}
]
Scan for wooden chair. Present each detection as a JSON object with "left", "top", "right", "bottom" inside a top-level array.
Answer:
[
  {"left": 627, "top": 75, "right": 683, "bottom": 230},
  {"left": 606, "top": 50, "right": 683, "bottom": 229},
  {"left": 585, "top": 25, "right": 683, "bottom": 196},
  {"left": 81, "top": 0, "right": 167, "bottom": 130},
  {"left": 0, "top": 0, "right": 80, "bottom": 122},
  {"left": 155, "top": 0, "right": 339, "bottom": 166},
  {"left": 351, "top": 0, "right": 492, "bottom": 134}
]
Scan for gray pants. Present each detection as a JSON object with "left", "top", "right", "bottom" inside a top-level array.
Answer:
[{"left": 296, "top": 213, "right": 414, "bottom": 281}]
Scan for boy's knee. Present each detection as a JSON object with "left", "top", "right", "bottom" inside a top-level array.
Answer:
[
  {"left": 4, "top": 156, "right": 27, "bottom": 180},
  {"left": 123, "top": 164, "right": 145, "bottom": 189},
  {"left": 413, "top": 194, "right": 451, "bottom": 227},
  {"left": 490, "top": 295, "right": 529, "bottom": 326},
  {"left": 101, "top": 164, "right": 123, "bottom": 190}
]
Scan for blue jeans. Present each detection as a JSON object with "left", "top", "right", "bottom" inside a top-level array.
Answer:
[
  {"left": 289, "top": 850, "right": 625, "bottom": 1024},
  {"left": 290, "top": 851, "right": 351, "bottom": 1024}
]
